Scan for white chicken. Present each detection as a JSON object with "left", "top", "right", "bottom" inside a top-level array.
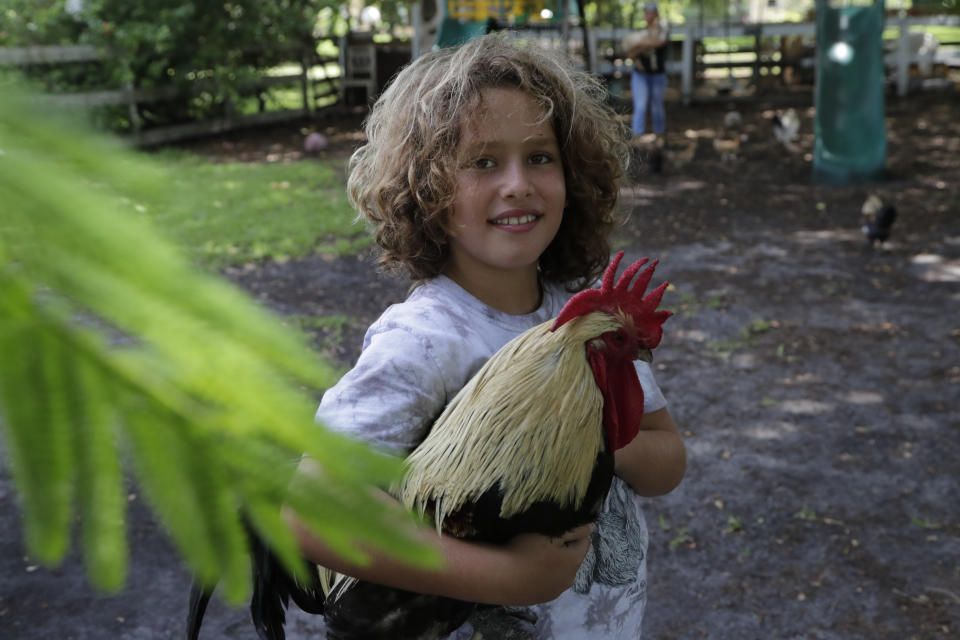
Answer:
[{"left": 772, "top": 108, "right": 801, "bottom": 152}]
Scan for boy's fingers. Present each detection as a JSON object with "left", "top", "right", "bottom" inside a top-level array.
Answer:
[{"left": 558, "top": 523, "right": 595, "bottom": 546}]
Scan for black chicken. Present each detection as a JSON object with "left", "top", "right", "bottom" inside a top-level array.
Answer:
[{"left": 861, "top": 194, "right": 897, "bottom": 248}]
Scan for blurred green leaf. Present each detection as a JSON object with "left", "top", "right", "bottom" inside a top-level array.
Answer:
[{"left": 0, "top": 85, "right": 439, "bottom": 601}]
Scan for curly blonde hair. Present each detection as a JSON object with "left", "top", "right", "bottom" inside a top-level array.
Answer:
[{"left": 348, "top": 33, "right": 629, "bottom": 290}]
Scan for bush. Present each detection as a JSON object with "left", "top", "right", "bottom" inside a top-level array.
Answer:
[{"left": 2, "top": 1, "right": 336, "bottom": 130}]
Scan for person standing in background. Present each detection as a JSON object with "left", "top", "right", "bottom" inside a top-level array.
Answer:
[{"left": 624, "top": 2, "right": 669, "bottom": 136}]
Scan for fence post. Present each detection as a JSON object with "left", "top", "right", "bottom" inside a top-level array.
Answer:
[
  {"left": 587, "top": 28, "right": 598, "bottom": 76},
  {"left": 300, "top": 49, "right": 311, "bottom": 113},
  {"left": 121, "top": 59, "right": 142, "bottom": 134},
  {"left": 681, "top": 27, "right": 694, "bottom": 105},
  {"left": 751, "top": 24, "right": 762, "bottom": 85},
  {"left": 896, "top": 16, "right": 910, "bottom": 97}
]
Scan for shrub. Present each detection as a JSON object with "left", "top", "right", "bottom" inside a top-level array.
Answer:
[{"left": 2, "top": 1, "right": 336, "bottom": 130}]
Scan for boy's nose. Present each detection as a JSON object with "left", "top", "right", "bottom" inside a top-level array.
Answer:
[{"left": 501, "top": 163, "right": 533, "bottom": 198}]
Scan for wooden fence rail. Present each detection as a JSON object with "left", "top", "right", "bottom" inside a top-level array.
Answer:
[
  {"left": 0, "top": 44, "right": 100, "bottom": 64},
  {"left": 4, "top": 16, "right": 955, "bottom": 142},
  {"left": 1, "top": 43, "right": 342, "bottom": 146}
]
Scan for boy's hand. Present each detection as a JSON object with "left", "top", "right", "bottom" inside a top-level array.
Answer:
[{"left": 499, "top": 523, "right": 595, "bottom": 604}]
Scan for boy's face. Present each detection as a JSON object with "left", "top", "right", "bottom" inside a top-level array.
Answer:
[{"left": 446, "top": 87, "right": 566, "bottom": 286}]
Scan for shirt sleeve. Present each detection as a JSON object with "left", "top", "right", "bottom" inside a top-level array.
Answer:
[
  {"left": 634, "top": 360, "right": 667, "bottom": 414},
  {"left": 315, "top": 325, "right": 448, "bottom": 454}
]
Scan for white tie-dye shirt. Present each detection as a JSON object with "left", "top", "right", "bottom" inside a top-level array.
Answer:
[{"left": 316, "top": 274, "right": 667, "bottom": 639}]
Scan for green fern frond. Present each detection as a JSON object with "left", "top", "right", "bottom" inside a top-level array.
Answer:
[
  {"left": 0, "top": 284, "right": 73, "bottom": 565},
  {"left": 68, "top": 356, "right": 128, "bottom": 592},
  {"left": 0, "top": 84, "right": 440, "bottom": 602}
]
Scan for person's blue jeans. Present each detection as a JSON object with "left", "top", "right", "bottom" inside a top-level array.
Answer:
[{"left": 630, "top": 70, "right": 667, "bottom": 135}]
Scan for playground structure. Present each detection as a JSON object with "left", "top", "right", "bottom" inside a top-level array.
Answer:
[
  {"left": 410, "top": 0, "right": 580, "bottom": 54},
  {"left": 445, "top": 0, "right": 557, "bottom": 23},
  {"left": 812, "top": 0, "right": 887, "bottom": 184}
]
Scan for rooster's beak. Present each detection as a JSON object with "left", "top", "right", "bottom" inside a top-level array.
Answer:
[{"left": 636, "top": 348, "right": 653, "bottom": 363}]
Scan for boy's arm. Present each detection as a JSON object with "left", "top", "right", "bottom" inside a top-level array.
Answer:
[
  {"left": 283, "top": 459, "right": 593, "bottom": 606},
  {"left": 614, "top": 407, "right": 686, "bottom": 497}
]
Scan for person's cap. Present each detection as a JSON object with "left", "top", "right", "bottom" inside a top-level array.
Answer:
[{"left": 644, "top": 2, "right": 658, "bottom": 12}]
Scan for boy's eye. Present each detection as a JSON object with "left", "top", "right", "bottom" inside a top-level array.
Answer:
[
  {"left": 529, "top": 152, "right": 554, "bottom": 165},
  {"left": 472, "top": 157, "right": 495, "bottom": 169}
]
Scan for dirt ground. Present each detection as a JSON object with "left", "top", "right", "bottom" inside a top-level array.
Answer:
[{"left": 1, "top": 88, "right": 958, "bottom": 639}]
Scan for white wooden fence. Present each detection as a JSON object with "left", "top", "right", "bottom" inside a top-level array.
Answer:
[{"left": 588, "top": 13, "right": 960, "bottom": 102}]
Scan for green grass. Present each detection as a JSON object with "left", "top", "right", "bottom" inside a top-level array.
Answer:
[
  {"left": 914, "top": 25, "right": 960, "bottom": 44},
  {"left": 134, "top": 151, "right": 368, "bottom": 269}
]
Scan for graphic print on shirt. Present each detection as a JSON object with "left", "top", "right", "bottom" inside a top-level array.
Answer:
[{"left": 574, "top": 478, "right": 647, "bottom": 593}]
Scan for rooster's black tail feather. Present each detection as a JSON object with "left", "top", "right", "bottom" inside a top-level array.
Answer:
[
  {"left": 186, "top": 580, "right": 214, "bottom": 640},
  {"left": 249, "top": 530, "right": 326, "bottom": 640},
  {"left": 186, "top": 526, "right": 326, "bottom": 640}
]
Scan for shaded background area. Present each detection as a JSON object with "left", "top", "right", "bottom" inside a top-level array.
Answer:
[{"left": 1, "top": 90, "right": 958, "bottom": 638}]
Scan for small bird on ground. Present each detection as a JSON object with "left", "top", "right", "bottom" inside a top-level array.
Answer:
[
  {"left": 772, "top": 108, "right": 801, "bottom": 152},
  {"left": 861, "top": 194, "right": 897, "bottom": 249}
]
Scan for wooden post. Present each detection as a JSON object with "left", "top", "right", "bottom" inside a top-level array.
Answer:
[
  {"left": 300, "top": 49, "right": 311, "bottom": 113},
  {"left": 681, "top": 28, "right": 694, "bottom": 105},
  {"left": 586, "top": 28, "right": 598, "bottom": 76},
  {"left": 752, "top": 25, "right": 762, "bottom": 86},
  {"left": 560, "top": 0, "right": 570, "bottom": 57},
  {"left": 896, "top": 16, "right": 910, "bottom": 97},
  {"left": 120, "top": 60, "right": 142, "bottom": 134}
]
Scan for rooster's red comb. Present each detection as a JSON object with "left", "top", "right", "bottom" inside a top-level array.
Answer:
[{"left": 550, "top": 251, "right": 672, "bottom": 332}]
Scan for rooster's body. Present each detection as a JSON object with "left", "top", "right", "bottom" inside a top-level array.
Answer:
[
  {"left": 400, "top": 314, "right": 636, "bottom": 541},
  {"left": 189, "top": 253, "right": 672, "bottom": 640}
]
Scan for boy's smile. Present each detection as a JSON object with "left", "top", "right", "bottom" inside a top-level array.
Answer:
[
  {"left": 489, "top": 212, "right": 538, "bottom": 228},
  {"left": 444, "top": 87, "right": 566, "bottom": 311}
]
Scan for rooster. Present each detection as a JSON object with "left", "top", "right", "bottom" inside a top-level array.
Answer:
[
  {"left": 398, "top": 252, "right": 671, "bottom": 540},
  {"left": 190, "top": 252, "right": 672, "bottom": 640},
  {"left": 860, "top": 194, "right": 897, "bottom": 249}
]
